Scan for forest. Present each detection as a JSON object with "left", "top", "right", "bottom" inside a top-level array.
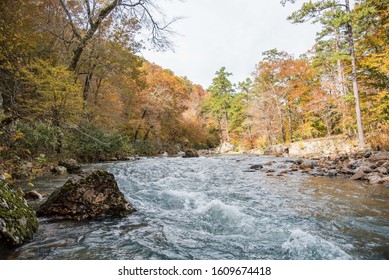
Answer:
[{"left": 0, "top": 0, "right": 388, "bottom": 177}]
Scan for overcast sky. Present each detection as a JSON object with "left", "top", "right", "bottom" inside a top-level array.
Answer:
[{"left": 140, "top": 0, "right": 320, "bottom": 88}]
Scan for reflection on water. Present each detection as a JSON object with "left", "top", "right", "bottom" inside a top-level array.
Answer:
[{"left": 5, "top": 156, "right": 389, "bottom": 259}]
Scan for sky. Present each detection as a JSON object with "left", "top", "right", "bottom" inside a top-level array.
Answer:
[{"left": 140, "top": 0, "right": 321, "bottom": 88}]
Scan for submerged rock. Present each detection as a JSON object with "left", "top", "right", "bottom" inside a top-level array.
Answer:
[
  {"left": 36, "top": 169, "right": 136, "bottom": 220},
  {"left": 0, "top": 180, "right": 38, "bottom": 247}
]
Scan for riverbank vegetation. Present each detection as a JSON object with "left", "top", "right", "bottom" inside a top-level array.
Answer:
[{"left": 1, "top": 0, "right": 388, "bottom": 179}]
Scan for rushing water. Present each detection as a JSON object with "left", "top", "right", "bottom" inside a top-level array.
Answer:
[{"left": 4, "top": 156, "right": 389, "bottom": 260}]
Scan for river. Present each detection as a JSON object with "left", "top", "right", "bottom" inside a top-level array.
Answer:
[{"left": 4, "top": 155, "right": 389, "bottom": 259}]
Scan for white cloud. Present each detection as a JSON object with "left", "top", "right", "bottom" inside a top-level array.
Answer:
[{"left": 141, "top": 0, "right": 320, "bottom": 88}]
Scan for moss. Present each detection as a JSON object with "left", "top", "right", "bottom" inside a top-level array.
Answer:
[{"left": 0, "top": 180, "right": 38, "bottom": 246}]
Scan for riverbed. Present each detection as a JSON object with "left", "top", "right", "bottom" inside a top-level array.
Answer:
[{"left": 5, "top": 155, "right": 389, "bottom": 259}]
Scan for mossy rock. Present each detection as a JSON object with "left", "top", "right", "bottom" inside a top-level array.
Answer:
[
  {"left": 37, "top": 169, "right": 136, "bottom": 220},
  {"left": 0, "top": 180, "right": 39, "bottom": 247}
]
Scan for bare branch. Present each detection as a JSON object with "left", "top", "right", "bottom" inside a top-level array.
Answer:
[{"left": 59, "top": 0, "right": 82, "bottom": 41}]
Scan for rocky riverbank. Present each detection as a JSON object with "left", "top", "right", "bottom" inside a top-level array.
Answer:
[{"left": 248, "top": 151, "right": 389, "bottom": 187}]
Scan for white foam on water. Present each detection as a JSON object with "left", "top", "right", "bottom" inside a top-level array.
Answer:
[{"left": 282, "top": 229, "right": 352, "bottom": 260}]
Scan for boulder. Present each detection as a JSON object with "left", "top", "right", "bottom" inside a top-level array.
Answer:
[
  {"left": 0, "top": 180, "right": 38, "bottom": 247},
  {"left": 37, "top": 169, "right": 136, "bottom": 220},
  {"left": 58, "top": 159, "right": 81, "bottom": 174},
  {"left": 183, "top": 149, "right": 199, "bottom": 158}
]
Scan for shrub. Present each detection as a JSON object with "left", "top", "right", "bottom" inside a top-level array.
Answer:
[{"left": 65, "top": 123, "right": 134, "bottom": 162}]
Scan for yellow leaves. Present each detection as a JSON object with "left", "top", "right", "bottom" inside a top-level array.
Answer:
[
  {"left": 20, "top": 58, "right": 83, "bottom": 124},
  {"left": 11, "top": 130, "right": 24, "bottom": 142}
]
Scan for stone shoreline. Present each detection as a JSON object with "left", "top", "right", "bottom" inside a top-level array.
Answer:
[{"left": 248, "top": 151, "right": 389, "bottom": 187}]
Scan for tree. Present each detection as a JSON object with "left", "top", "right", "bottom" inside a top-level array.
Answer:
[
  {"left": 58, "top": 0, "right": 177, "bottom": 71},
  {"left": 205, "top": 67, "right": 235, "bottom": 143},
  {"left": 283, "top": 0, "right": 365, "bottom": 145}
]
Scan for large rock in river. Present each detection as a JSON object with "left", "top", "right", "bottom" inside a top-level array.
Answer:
[
  {"left": 36, "top": 169, "right": 136, "bottom": 220},
  {"left": 0, "top": 179, "right": 38, "bottom": 247}
]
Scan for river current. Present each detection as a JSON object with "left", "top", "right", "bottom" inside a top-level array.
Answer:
[{"left": 5, "top": 155, "right": 389, "bottom": 259}]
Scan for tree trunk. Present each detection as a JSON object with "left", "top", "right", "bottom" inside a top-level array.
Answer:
[
  {"left": 134, "top": 109, "right": 148, "bottom": 142},
  {"left": 335, "top": 27, "right": 347, "bottom": 97},
  {"left": 224, "top": 110, "right": 230, "bottom": 143},
  {"left": 345, "top": 0, "right": 365, "bottom": 146},
  {"left": 217, "top": 117, "right": 223, "bottom": 144}
]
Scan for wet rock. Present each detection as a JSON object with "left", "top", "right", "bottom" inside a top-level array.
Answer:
[
  {"left": 264, "top": 161, "right": 276, "bottom": 166},
  {"left": 51, "top": 166, "right": 67, "bottom": 175},
  {"left": 250, "top": 164, "right": 263, "bottom": 170},
  {"left": 0, "top": 179, "right": 38, "bottom": 246},
  {"left": 58, "top": 159, "right": 81, "bottom": 174},
  {"left": 183, "top": 149, "right": 199, "bottom": 158},
  {"left": 37, "top": 169, "right": 136, "bottom": 220},
  {"left": 23, "top": 190, "right": 42, "bottom": 200},
  {"left": 295, "top": 159, "right": 304, "bottom": 165}
]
